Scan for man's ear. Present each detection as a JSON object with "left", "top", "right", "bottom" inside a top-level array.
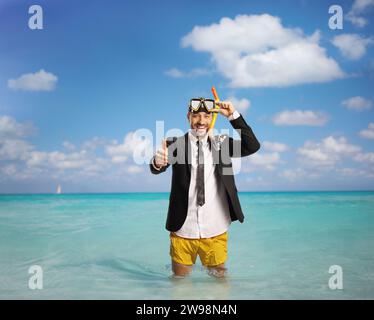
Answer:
[{"left": 187, "top": 112, "right": 190, "bottom": 121}]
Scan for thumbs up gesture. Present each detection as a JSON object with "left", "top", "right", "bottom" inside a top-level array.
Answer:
[{"left": 154, "top": 139, "right": 168, "bottom": 168}]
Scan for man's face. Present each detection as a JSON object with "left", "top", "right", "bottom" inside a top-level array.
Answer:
[{"left": 187, "top": 111, "right": 213, "bottom": 137}]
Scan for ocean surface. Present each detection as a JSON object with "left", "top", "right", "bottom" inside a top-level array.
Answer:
[{"left": 0, "top": 191, "right": 373, "bottom": 300}]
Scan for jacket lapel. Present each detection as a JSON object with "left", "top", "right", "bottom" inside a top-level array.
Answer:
[{"left": 184, "top": 133, "right": 191, "bottom": 177}]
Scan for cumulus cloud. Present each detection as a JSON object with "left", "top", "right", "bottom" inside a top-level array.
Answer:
[
  {"left": 336, "top": 167, "right": 374, "bottom": 178},
  {"left": 0, "top": 139, "right": 34, "bottom": 161},
  {"left": 297, "top": 136, "right": 361, "bottom": 167},
  {"left": 164, "top": 67, "right": 210, "bottom": 78},
  {"left": 0, "top": 116, "right": 36, "bottom": 161},
  {"left": 1, "top": 164, "right": 17, "bottom": 176},
  {"left": 0, "top": 115, "right": 36, "bottom": 139},
  {"left": 263, "top": 141, "right": 289, "bottom": 152},
  {"left": 280, "top": 168, "right": 303, "bottom": 181},
  {"left": 359, "top": 123, "right": 374, "bottom": 139},
  {"left": 126, "top": 165, "right": 144, "bottom": 174},
  {"left": 346, "top": 0, "right": 374, "bottom": 28},
  {"left": 272, "top": 110, "right": 329, "bottom": 126},
  {"left": 8, "top": 69, "right": 58, "bottom": 92},
  {"left": 62, "top": 141, "right": 76, "bottom": 151},
  {"left": 227, "top": 96, "right": 250, "bottom": 113},
  {"left": 105, "top": 131, "right": 153, "bottom": 164},
  {"left": 242, "top": 152, "right": 281, "bottom": 172},
  {"left": 0, "top": 113, "right": 156, "bottom": 186},
  {"left": 279, "top": 168, "right": 320, "bottom": 181},
  {"left": 28, "top": 150, "right": 93, "bottom": 170},
  {"left": 25, "top": 130, "right": 152, "bottom": 175},
  {"left": 332, "top": 34, "right": 374, "bottom": 60},
  {"left": 181, "top": 14, "right": 345, "bottom": 88},
  {"left": 342, "top": 96, "right": 373, "bottom": 111},
  {"left": 81, "top": 137, "right": 108, "bottom": 152},
  {"left": 354, "top": 152, "right": 374, "bottom": 164}
]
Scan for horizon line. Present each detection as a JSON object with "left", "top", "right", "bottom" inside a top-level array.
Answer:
[{"left": 1, "top": 189, "right": 374, "bottom": 196}]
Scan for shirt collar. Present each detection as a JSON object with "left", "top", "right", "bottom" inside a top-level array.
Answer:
[{"left": 188, "top": 130, "right": 209, "bottom": 146}]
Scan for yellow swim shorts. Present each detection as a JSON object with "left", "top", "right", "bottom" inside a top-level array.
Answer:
[{"left": 169, "top": 231, "right": 228, "bottom": 267}]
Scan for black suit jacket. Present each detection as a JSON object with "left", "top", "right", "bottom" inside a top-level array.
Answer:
[{"left": 150, "top": 115, "right": 260, "bottom": 232}]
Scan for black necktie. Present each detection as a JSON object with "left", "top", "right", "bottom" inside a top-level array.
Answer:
[{"left": 196, "top": 141, "right": 205, "bottom": 206}]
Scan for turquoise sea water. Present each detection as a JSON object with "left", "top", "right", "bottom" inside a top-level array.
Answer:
[{"left": 0, "top": 191, "right": 373, "bottom": 300}]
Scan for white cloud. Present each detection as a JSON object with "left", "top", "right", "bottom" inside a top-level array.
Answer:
[
  {"left": 126, "top": 165, "right": 144, "bottom": 174},
  {"left": 280, "top": 168, "right": 304, "bottom": 181},
  {"left": 81, "top": 137, "right": 107, "bottom": 152},
  {"left": 8, "top": 69, "right": 58, "bottom": 91},
  {"left": 0, "top": 113, "right": 156, "bottom": 184},
  {"left": 346, "top": 0, "right": 374, "bottom": 28},
  {"left": 181, "top": 14, "right": 345, "bottom": 88},
  {"left": 263, "top": 141, "right": 289, "bottom": 152},
  {"left": 279, "top": 168, "right": 320, "bottom": 181},
  {"left": 351, "top": 0, "right": 374, "bottom": 13},
  {"left": 244, "top": 176, "right": 271, "bottom": 187},
  {"left": 164, "top": 67, "right": 210, "bottom": 78},
  {"left": 272, "top": 109, "right": 329, "bottom": 126},
  {"left": 346, "top": 15, "right": 367, "bottom": 28},
  {"left": 26, "top": 150, "right": 94, "bottom": 170},
  {"left": 0, "top": 139, "right": 34, "bottom": 161},
  {"left": 0, "top": 116, "right": 36, "bottom": 161},
  {"left": 342, "top": 96, "right": 373, "bottom": 111},
  {"left": 227, "top": 96, "right": 250, "bottom": 113},
  {"left": 16, "top": 148, "right": 113, "bottom": 181},
  {"left": 359, "top": 123, "right": 374, "bottom": 139},
  {"left": 298, "top": 146, "right": 333, "bottom": 167},
  {"left": 62, "top": 141, "right": 76, "bottom": 151},
  {"left": 354, "top": 152, "right": 374, "bottom": 164},
  {"left": 165, "top": 68, "right": 184, "bottom": 78},
  {"left": 336, "top": 167, "right": 358, "bottom": 176},
  {"left": 1, "top": 164, "right": 17, "bottom": 176},
  {"left": 79, "top": 157, "right": 111, "bottom": 176},
  {"left": 242, "top": 152, "right": 281, "bottom": 171},
  {"left": 47, "top": 151, "right": 91, "bottom": 170},
  {"left": 105, "top": 131, "right": 153, "bottom": 164},
  {"left": 109, "top": 154, "right": 128, "bottom": 164},
  {"left": 323, "top": 136, "right": 360, "bottom": 153},
  {"left": 0, "top": 115, "right": 36, "bottom": 139},
  {"left": 297, "top": 136, "right": 361, "bottom": 167},
  {"left": 335, "top": 167, "right": 374, "bottom": 177},
  {"left": 331, "top": 34, "right": 374, "bottom": 60}
]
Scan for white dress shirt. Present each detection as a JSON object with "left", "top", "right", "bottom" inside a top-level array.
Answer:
[{"left": 174, "top": 111, "right": 241, "bottom": 239}]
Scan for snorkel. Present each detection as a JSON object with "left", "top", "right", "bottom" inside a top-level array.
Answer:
[{"left": 210, "top": 86, "right": 220, "bottom": 130}]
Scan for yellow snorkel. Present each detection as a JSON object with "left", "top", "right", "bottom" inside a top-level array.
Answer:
[{"left": 209, "top": 86, "right": 220, "bottom": 130}]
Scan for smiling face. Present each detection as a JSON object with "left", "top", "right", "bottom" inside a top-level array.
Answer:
[{"left": 187, "top": 111, "right": 213, "bottom": 137}]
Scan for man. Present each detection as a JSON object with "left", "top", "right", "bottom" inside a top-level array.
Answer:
[{"left": 150, "top": 98, "right": 260, "bottom": 278}]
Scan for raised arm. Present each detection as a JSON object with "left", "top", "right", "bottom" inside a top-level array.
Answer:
[
  {"left": 211, "top": 101, "right": 260, "bottom": 158},
  {"left": 229, "top": 114, "right": 260, "bottom": 158}
]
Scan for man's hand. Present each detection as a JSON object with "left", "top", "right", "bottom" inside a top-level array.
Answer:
[
  {"left": 211, "top": 101, "right": 236, "bottom": 118},
  {"left": 154, "top": 139, "right": 168, "bottom": 168}
]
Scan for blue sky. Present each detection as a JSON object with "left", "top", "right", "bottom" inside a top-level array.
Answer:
[{"left": 0, "top": 0, "right": 373, "bottom": 193}]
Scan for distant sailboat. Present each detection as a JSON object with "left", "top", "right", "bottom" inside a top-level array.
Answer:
[{"left": 56, "top": 184, "right": 62, "bottom": 194}]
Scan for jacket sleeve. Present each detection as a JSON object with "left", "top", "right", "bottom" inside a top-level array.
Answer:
[
  {"left": 228, "top": 114, "right": 261, "bottom": 158},
  {"left": 149, "top": 156, "right": 170, "bottom": 175}
]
